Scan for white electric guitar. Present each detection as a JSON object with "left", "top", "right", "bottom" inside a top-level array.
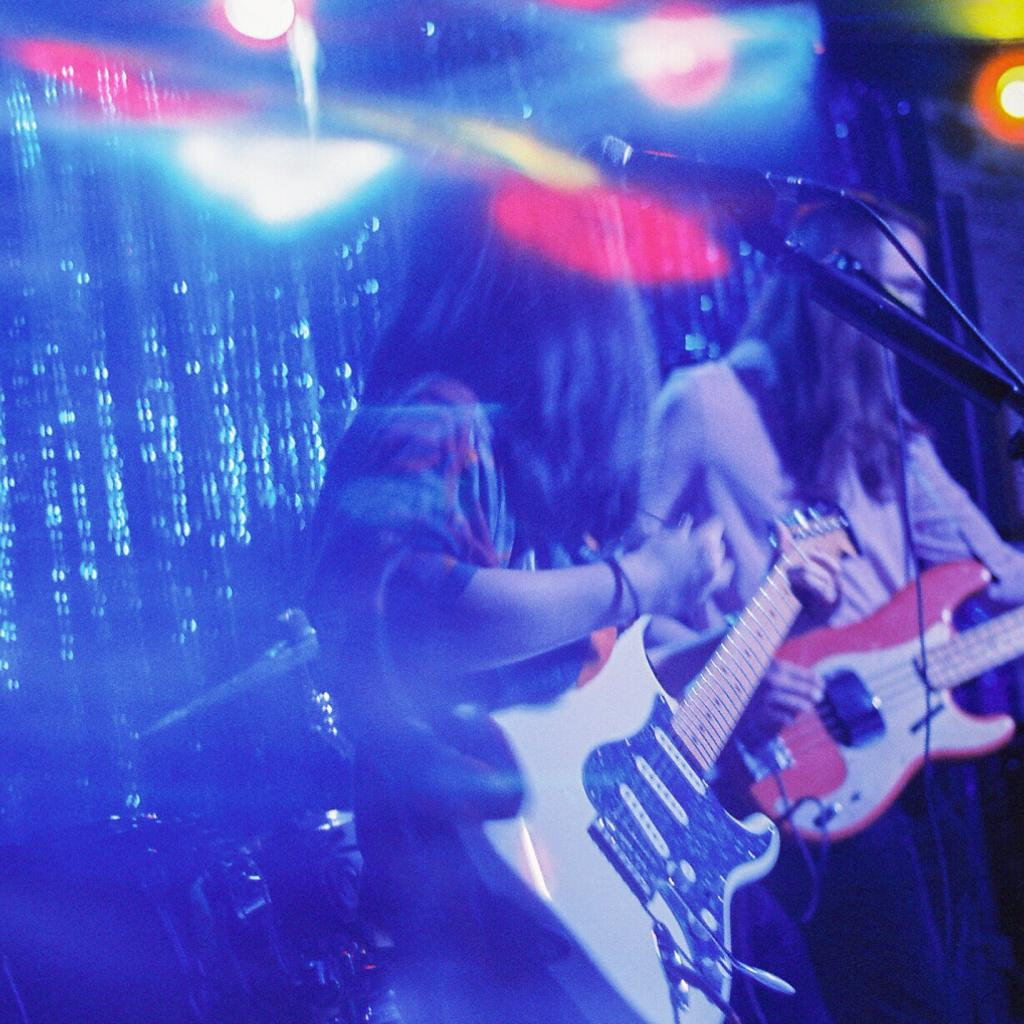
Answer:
[{"left": 485, "top": 510, "right": 855, "bottom": 1024}]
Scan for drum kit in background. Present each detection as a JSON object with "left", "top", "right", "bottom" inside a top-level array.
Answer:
[{"left": 0, "top": 611, "right": 399, "bottom": 1024}]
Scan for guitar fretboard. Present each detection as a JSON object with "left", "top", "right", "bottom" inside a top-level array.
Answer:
[
  {"left": 671, "top": 559, "right": 802, "bottom": 774},
  {"left": 926, "top": 602, "right": 1024, "bottom": 690}
]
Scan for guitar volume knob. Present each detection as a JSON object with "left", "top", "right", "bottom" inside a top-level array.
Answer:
[
  {"left": 675, "top": 860, "right": 697, "bottom": 886},
  {"left": 699, "top": 908, "right": 719, "bottom": 932}
]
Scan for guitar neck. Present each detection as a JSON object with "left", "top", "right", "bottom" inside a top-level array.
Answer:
[
  {"left": 671, "top": 561, "right": 802, "bottom": 774},
  {"left": 929, "top": 602, "right": 1024, "bottom": 689}
]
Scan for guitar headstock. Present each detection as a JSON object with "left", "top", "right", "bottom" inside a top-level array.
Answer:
[{"left": 773, "top": 503, "right": 858, "bottom": 562}]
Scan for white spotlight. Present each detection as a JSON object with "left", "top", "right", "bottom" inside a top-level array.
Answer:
[
  {"left": 223, "top": 0, "right": 297, "bottom": 42},
  {"left": 177, "top": 133, "right": 398, "bottom": 226}
]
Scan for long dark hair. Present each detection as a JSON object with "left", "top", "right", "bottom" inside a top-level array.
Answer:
[
  {"left": 356, "top": 181, "right": 659, "bottom": 546},
  {"left": 732, "top": 205, "right": 922, "bottom": 504}
]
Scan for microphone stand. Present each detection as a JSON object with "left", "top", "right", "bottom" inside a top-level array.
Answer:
[
  {"left": 600, "top": 134, "right": 1024, "bottom": 424},
  {"left": 746, "top": 222, "right": 1024, "bottom": 424}
]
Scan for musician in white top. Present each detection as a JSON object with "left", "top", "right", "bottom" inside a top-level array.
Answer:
[{"left": 645, "top": 203, "right": 1024, "bottom": 1024}]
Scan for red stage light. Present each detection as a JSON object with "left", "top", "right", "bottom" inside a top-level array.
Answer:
[
  {"left": 9, "top": 38, "right": 253, "bottom": 122},
  {"left": 538, "top": 0, "right": 623, "bottom": 9},
  {"left": 492, "top": 177, "right": 729, "bottom": 284},
  {"left": 972, "top": 47, "right": 1024, "bottom": 145},
  {"left": 999, "top": 73, "right": 1024, "bottom": 118}
]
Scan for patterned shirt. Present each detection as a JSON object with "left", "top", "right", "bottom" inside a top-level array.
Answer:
[{"left": 308, "top": 373, "right": 607, "bottom": 725}]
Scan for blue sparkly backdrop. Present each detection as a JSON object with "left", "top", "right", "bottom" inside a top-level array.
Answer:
[
  {"left": 0, "top": 3, "right": 933, "bottom": 842},
  {"left": 0, "top": 63, "right": 401, "bottom": 837}
]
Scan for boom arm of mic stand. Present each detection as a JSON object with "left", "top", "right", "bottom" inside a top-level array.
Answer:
[{"left": 763, "top": 234, "right": 1024, "bottom": 417}]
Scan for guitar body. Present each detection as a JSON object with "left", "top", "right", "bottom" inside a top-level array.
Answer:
[
  {"left": 485, "top": 618, "right": 779, "bottom": 1024},
  {"left": 748, "top": 560, "right": 1017, "bottom": 842}
]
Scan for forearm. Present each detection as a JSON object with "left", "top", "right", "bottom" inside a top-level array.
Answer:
[
  {"left": 373, "top": 510, "right": 728, "bottom": 679},
  {"left": 437, "top": 560, "right": 630, "bottom": 674},
  {"left": 909, "top": 434, "right": 1007, "bottom": 563}
]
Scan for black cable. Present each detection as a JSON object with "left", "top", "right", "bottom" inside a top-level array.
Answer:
[
  {"left": 884, "top": 352, "right": 956, "bottom": 971},
  {"left": 771, "top": 768, "right": 830, "bottom": 926},
  {"left": 741, "top": 978, "right": 770, "bottom": 1024}
]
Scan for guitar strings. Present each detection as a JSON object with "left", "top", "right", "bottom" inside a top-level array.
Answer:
[
  {"left": 678, "top": 542, "right": 1014, "bottom": 771},
  {"left": 773, "top": 603, "right": 1024, "bottom": 736},
  {"left": 768, "top": 614, "right": 1019, "bottom": 750},
  {"left": 763, "top": 654, "right": 1006, "bottom": 765},
  {"left": 678, "top": 559, "right": 803, "bottom": 768}
]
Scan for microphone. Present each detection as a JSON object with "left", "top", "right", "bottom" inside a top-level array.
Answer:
[{"left": 599, "top": 135, "right": 832, "bottom": 223}]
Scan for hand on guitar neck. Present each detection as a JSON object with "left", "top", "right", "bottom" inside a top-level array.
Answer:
[
  {"left": 739, "top": 522, "right": 844, "bottom": 732},
  {"left": 621, "top": 515, "right": 735, "bottom": 622},
  {"left": 647, "top": 518, "right": 846, "bottom": 703}
]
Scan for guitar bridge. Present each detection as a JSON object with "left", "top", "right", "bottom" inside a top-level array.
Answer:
[
  {"left": 738, "top": 735, "right": 793, "bottom": 782},
  {"left": 588, "top": 816, "right": 655, "bottom": 905},
  {"left": 812, "top": 802, "right": 840, "bottom": 831}
]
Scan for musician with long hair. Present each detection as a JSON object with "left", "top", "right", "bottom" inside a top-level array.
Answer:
[
  {"left": 645, "top": 203, "right": 1024, "bottom": 1024},
  {"left": 304, "top": 182, "right": 754, "bottom": 1024}
]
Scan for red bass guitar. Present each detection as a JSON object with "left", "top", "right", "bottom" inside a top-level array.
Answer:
[{"left": 745, "top": 559, "right": 1018, "bottom": 842}]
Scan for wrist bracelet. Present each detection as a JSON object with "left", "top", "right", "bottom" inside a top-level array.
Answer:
[{"left": 604, "top": 556, "right": 641, "bottom": 626}]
